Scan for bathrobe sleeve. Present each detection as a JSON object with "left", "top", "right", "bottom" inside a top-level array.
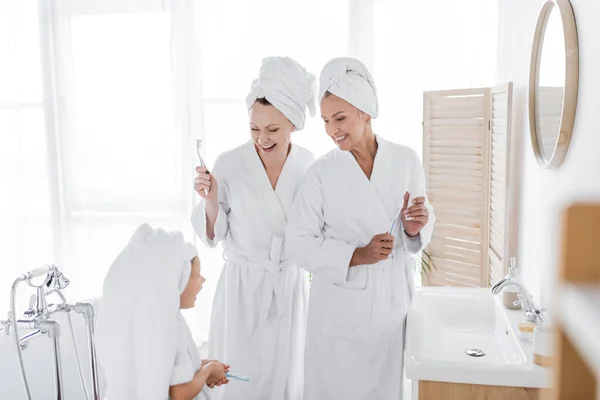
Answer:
[
  {"left": 285, "top": 165, "right": 356, "bottom": 285},
  {"left": 401, "top": 150, "right": 435, "bottom": 254},
  {"left": 170, "top": 329, "right": 195, "bottom": 386}
]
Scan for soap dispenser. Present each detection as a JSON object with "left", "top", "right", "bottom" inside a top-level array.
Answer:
[{"left": 502, "top": 257, "right": 522, "bottom": 310}]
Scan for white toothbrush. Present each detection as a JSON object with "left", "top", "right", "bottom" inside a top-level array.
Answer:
[{"left": 196, "top": 139, "right": 209, "bottom": 196}]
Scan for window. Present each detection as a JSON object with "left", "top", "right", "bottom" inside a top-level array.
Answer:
[
  {"left": 39, "top": 0, "right": 194, "bottom": 309},
  {"left": 1, "top": 0, "right": 351, "bottom": 340}
]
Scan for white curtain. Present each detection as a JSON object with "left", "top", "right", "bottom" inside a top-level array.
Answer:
[
  {"left": 33, "top": 0, "right": 202, "bottom": 336},
  {"left": 0, "top": 0, "right": 349, "bottom": 341},
  {"left": 0, "top": 0, "right": 55, "bottom": 312},
  {"left": 0, "top": 0, "right": 497, "bottom": 342}
]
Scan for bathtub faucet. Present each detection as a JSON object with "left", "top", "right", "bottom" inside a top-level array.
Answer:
[{"left": 3, "top": 264, "right": 100, "bottom": 400}]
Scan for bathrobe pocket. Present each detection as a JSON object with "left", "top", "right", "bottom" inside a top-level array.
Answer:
[{"left": 322, "top": 281, "right": 372, "bottom": 341}]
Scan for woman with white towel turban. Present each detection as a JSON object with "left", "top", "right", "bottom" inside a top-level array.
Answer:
[
  {"left": 96, "top": 223, "right": 229, "bottom": 400},
  {"left": 285, "top": 57, "right": 436, "bottom": 399},
  {"left": 191, "top": 56, "right": 316, "bottom": 400}
]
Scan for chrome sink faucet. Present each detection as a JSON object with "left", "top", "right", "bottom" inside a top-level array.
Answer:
[{"left": 491, "top": 278, "right": 546, "bottom": 324}]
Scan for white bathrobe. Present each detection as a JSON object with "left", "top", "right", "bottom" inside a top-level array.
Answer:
[
  {"left": 191, "top": 141, "right": 314, "bottom": 400},
  {"left": 96, "top": 224, "right": 211, "bottom": 400},
  {"left": 285, "top": 136, "right": 434, "bottom": 400}
]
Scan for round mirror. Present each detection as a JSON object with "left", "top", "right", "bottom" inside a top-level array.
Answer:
[{"left": 529, "top": 0, "right": 579, "bottom": 169}]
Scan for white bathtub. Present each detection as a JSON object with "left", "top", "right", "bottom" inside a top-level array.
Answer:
[{"left": 0, "top": 298, "right": 106, "bottom": 400}]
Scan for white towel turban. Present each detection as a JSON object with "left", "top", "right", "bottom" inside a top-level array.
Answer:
[
  {"left": 245, "top": 56, "right": 316, "bottom": 130},
  {"left": 318, "top": 57, "right": 379, "bottom": 118},
  {"left": 96, "top": 224, "right": 198, "bottom": 400}
]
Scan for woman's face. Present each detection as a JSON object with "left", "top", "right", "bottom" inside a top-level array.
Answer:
[
  {"left": 249, "top": 102, "right": 295, "bottom": 159},
  {"left": 180, "top": 256, "right": 205, "bottom": 309},
  {"left": 320, "top": 93, "right": 371, "bottom": 152}
]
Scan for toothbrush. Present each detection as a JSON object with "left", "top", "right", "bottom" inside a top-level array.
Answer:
[
  {"left": 389, "top": 211, "right": 400, "bottom": 234},
  {"left": 225, "top": 373, "right": 250, "bottom": 382},
  {"left": 389, "top": 216, "right": 397, "bottom": 234},
  {"left": 196, "top": 139, "right": 209, "bottom": 196},
  {"left": 389, "top": 192, "right": 413, "bottom": 234}
]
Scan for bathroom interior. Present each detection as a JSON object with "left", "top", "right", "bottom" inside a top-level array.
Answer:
[{"left": 1, "top": 0, "right": 599, "bottom": 399}]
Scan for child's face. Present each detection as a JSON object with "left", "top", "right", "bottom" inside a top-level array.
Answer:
[{"left": 180, "top": 256, "right": 205, "bottom": 309}]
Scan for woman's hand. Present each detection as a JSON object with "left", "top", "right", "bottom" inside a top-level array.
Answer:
[
  {"left": 194, "top": 166, "right": 218, "bottom": 203},
  {"left": 195, "top": 166, "right": 220, "bottom": 226},
  {"left": 350, "top": 233, "right": 395, "bottom": 266},
  {"left": 401, "top": 192, "right": 429, "bottom": 237}
]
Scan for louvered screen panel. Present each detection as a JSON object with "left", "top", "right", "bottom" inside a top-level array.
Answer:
[
  {"left": 422, "top": 88, "right": 491, "bottom": 287},
  {"left": 488, "top": 83, "right": 513, "bottom": 286}
]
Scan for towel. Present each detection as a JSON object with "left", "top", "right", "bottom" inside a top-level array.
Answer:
[
  {"left": 318, "top": 57, "right": 379, "bottom": 118},
  {"left": 245, "top": 56, "right": 316, "bottom": 130},
  {"left": 96, "top": 223, "right": 199, "bottom": 400}
]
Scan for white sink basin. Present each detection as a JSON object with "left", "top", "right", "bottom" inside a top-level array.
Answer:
[{"left": 405, "top": 287, "right": 551, "bottom": 388}]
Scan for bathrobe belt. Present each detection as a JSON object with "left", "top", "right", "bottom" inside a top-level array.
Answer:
[{"left": 227, "top": 236, "right": 291, "bottom": 324}]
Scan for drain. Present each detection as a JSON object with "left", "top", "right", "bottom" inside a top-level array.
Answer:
[{"left": 465, "top": 348, "right": 486, "bottom": 357}]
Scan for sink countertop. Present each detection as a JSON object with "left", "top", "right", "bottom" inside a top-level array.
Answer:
[{"left": 404, "top": 287, "right": 552, "bottom": 389}]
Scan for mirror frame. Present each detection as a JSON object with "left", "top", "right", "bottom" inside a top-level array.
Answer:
[{"left": 528, "top": 0, "right": 579, "bottom": 169}]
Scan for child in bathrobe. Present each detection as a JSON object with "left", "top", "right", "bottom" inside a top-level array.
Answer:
[{"left": 96, "top": 223, "right": 229, "bottom": 400}]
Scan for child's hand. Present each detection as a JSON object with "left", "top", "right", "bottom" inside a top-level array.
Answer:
[{"left": 203, "top": 361, "right": 229, "bottom": 388}]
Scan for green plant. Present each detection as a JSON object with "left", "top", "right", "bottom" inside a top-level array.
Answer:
[{"left": 413, "top": 250, "right": 436, "bottom": 277}]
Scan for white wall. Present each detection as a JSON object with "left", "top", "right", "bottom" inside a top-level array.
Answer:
[{"left": 497, "top": 0, "right": 600, "bottom": 306}]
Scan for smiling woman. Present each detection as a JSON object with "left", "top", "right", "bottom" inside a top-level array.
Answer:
[
  {"left": 321, "top": 92, "right": 373, "bottom": 152},
  {"left": 250, "top": 99, "right": 298, "bottom": 187},
  {"left": 285, "top": 57, "right": 435, "bottom": 399},
  {"left": 251, "top": 100, "right": 295, "bottom": 152},
  {"left": 190, "top": 56, "right": 317, "bottom": 400}
]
